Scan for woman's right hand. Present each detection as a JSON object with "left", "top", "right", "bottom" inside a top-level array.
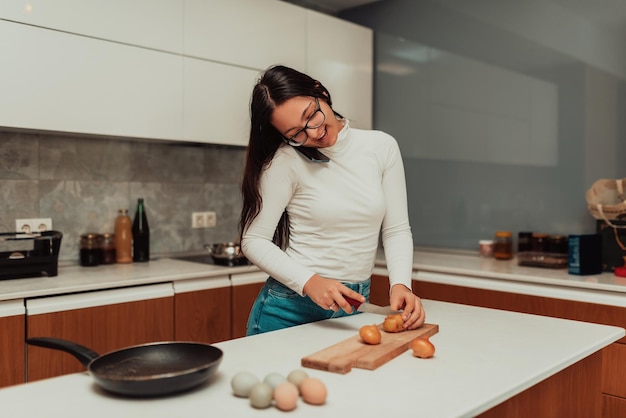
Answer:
[{"left": 303, "top": 274, "right": 365, "bottom": 313}]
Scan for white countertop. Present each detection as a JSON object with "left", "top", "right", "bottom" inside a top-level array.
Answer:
[
  {"left": 0, "top": 258, "right": 257, "bottom": 301},
  {"left": 403, "top": 249, "right": 626, "bottom": 307},
  {"left": 1, "top": 299, "right": 623, "bottom": 418},
  {"left": 410, "top": 249, "right": 626, "bottom": 293},
  {"left": 1, "top": 249, "right": 625, "bottom": 307}
]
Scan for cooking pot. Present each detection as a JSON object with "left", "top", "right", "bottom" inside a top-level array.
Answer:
[
  {"left": 205, "top": 242, "right": 249, "bottom": 266},
  {"left": 26, "top": 337, "right": 223, "bottom": 397}
]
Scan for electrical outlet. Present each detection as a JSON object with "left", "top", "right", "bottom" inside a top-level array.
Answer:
[
  {"left": 205, "top": 211, "right": 216, "bottom": 228},
  {"left": 16, "top": 218, "right": 52, "bottom": 233},
  {"left": 192, "top": 212, "right": 206, "bottom": 229},
  {"left": 191, "top": 212, "right": 217, "bottom": 229}
]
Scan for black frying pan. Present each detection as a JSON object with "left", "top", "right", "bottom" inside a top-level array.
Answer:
[{"left": 26, "top": 337, "right": 223, "bottom": 397}]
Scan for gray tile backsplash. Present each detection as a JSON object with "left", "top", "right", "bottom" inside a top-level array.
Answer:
[
  {"left": 0, "top": 133, "right": 39, "bottom": 179},
  {"left": 0, "top": 130, "right": 246, "bottom": 262}
]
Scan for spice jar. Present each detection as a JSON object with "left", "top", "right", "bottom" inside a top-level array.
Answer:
[
  {"left": 548, "top": 235, "right": 568, "bottom": 255},
  {"left": 479, "top": 240, "right": 494, "bottom": 257},
  {"left": 518, "top": 232, "right": 532, "bottom": 253},
  {"left": 531, "top": 233, "right": 549, "bottom": 253},
  {"left": 100, "top": 233, "right": 116, "bottom": 265},
  {"left": 493, "top": 231, "right": 514, "bottom": 260},
  {"left": 80, "top": 233, "right": 101, "bottom": 267}
]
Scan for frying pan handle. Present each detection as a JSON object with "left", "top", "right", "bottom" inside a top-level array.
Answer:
[{"left": 26, "top": 337, "right": 100, "bottom": 367}]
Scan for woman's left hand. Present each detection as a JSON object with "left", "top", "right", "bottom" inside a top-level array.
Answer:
[{"left": 389, "top": 284, "right": 425, "bottom": 330}]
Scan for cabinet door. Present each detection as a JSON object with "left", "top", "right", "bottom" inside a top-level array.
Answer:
[
  {"left": 184, "top": 0, "right": 306, "bottom": 71},
  {"left": 173, "top": 276, "right": 231, "bottom": 344},
  {"left": 306, "top": 11, "right": 373, "bottom": 129},
  {"left": 231, "top": 272, "right": 268, "bottom": 339},
  {"left": 603, "top": 395, "right": 626, "bottom": 418},
  {"left": 183, "top": 57, "right": 258, "bottom": 145},
  {"left": 0, "top": 300, "right": 25, "bottom": 388},
  {"left": 370, "top": 274, "right": 390, "bottom": 306},
  {"left": 26, "top": 284, "right": 174, "bottom": 382},
  {"left": 602, "top": 342, "right": 626, "bottom": 398},
  {"left": 0, "top": 20, "right": 183, "bottom": 141},
  {"left": 0, "top": 0, "right": 184, "bottom": 53}
]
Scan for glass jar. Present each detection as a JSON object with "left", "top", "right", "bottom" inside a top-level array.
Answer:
[
  {"left": 493, "top": 231, "right": 514, "bottom": 260},
  {"left": 548, "top": 235, "right": 568, "bottom": 255},
  {"left": 518, "top": 232, "right": 533, "bottom": 253},
  {"left": 479, "top": 240, "right": 494, "bottom": 257},
  {"left": 531, "top": 233, "right": 550, "bottom": 253},
  {"left": 80, "top": 233, "right": 101, "bottom": 267},
  {"left": 100, "top": 233, "right": 116, "bottom": 265}
]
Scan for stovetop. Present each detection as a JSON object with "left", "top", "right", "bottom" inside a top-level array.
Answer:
[
  {"left": 172, "top": 254, "right": 215, "bottom": 264},
  {"left": 171, "top": 254, "right": 250, "bottom": 267}
]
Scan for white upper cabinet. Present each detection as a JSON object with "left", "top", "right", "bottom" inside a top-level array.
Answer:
[
  {"left": 0, "top": 0, "right": 184, "bottom": 53},
  {"left": 183, "top": 58, "right": 257, "bottom": 146},
  {"left": 306, "top": 11, "right": 373, "bottom": 129},
  {"left": 0, "top": 20, "right": 183, "bottom": 140},
  {"left": 0, "top": 1, "right": 371, "bottom": 145},
  {"left": 184, "top": 0, "right": 306, "bottom": 71}
]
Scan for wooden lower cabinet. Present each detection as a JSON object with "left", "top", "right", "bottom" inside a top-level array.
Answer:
[
  {"left": 0, "top": 300, "right": 25, "bottom": 388},
  {"left": 231, "top": 272, "right": 268, "bottom": 339},
  {"left": 602, "top": 343, "right": 626, "bottom": 399},
  {"left": 26, "top": 284, "right": 174, "bottom": 382},
  {"left": 412, "top": 280, "right": 626, "bottom": 343},
  {"left": 174, "top": 276, "right": 231, "bottom": 344},
  {"left": 602, "top": 395, "right": 626, "bottom": 417},
  {"left": 370, "top": 274, "right": 391, "bottom": 305},
  {"left": 411, "top": 273, "right": 626, "bottom": 418},
  {"left": 479, "top": 350, "right": 603, "bottom": 418}
]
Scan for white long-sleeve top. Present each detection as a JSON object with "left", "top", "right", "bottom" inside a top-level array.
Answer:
[{"left": 241, "top": 121, "right": 414, "bottom": 296}]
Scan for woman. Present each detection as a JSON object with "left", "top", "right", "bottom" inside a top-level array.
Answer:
[{"left": 240, "top": 65, "right": 425, "bottom": 335}]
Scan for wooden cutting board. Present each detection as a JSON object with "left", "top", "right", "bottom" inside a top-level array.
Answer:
[{"left": 301, "top": 323, "right": 438, "bottom": 374}]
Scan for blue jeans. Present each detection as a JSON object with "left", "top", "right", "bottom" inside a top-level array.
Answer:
[{"left": 246, "top": 277, "right": 371, "bottom": 336}]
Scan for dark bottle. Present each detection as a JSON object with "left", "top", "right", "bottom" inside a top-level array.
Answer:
[{"left": 132, "top": 198, "right": 150, "bottom": 262}]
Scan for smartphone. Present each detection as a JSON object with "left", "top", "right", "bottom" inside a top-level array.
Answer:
[{"left": 295, "top": 147, "right": 330, "bottom": 163}]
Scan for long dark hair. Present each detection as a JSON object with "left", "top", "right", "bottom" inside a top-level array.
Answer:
[{"left": 238, "top": 65, "right": 340, "bottom": 249}]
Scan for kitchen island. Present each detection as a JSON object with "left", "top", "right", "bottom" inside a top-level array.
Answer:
[{"left": 1, "top": 299, "right": 623, "bottom": 418}]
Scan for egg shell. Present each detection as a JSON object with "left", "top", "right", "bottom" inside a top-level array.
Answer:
[
  {"left": 287, "top": 369, "right": 309, "bottom": 391},
  {"left": 263, "top": 372, "right": 287, "bottom": 389},
  {"left": 249, "top": 383, "right": 273, "bottom": 409},
  {"left": 273, "top": 382, "right": 299, "bottom": 411},
  {"left": 300, "top": 377, "right": 327, "bottom": 405},
  {"left": 230, "top": 371, "right": 260, "bottom": 398}
]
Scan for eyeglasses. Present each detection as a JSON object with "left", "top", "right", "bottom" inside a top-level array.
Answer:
[{"left": 282, "top": 97, "right": 326, "bottom": 147}]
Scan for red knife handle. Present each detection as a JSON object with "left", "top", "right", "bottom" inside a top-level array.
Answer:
[{"left": 344, "top": 297, "right": 362, "bottom": 309}]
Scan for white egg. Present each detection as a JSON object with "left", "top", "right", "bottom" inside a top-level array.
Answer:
[
  {"left": 263, "top": 372, "right": 286, "bottom": 389},
  {"left": 230, "top": 371, "right": 260, "bottom": 398},
  {"left": 287, "top": 369, "right": 309, "bottom": 391},
  {"left": 249, "top": 382, "right": 273, "bottom": 409}
]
